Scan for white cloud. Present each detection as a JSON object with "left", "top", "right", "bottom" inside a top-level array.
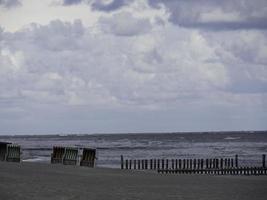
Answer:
[
  {"left": 0, "top": 19, "right": 240, "bottom": 109},
  {"left": 0, "top": 0, "right": 267, "bottom": 133}
]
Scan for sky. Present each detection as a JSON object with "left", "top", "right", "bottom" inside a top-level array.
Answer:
[{"left": 0, "top": 0, "right": 267, "bottom": 134}]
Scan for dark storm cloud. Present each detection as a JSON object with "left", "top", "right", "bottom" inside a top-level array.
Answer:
[
  {"left": 148, "top": 0, "right": 267, "bottom": 30},
  {"left": 62, "top": 0, "right": 131, "bottom": 12},
  {"left": 180, "top": 18, "right": 267, "bottom": 31},
  {"left": 0, "top": 0, "right": 21, "bottom": 8},
  {"left": 91, "top": 0, "right": 131, "bottom": 12},
  {"left": 63, "top": 0, "right": 82, "bottom": 5}
]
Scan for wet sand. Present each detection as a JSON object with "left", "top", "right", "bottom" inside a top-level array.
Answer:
[{"left": 0, "top": 162, "right": 266, "bottom": 200}]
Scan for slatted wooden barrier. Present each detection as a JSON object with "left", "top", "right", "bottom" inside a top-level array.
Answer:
[
  {"left": 80, "top": 148, "right": 96, "bottom": 167},
  {"left": 63, "top": 147, "right": 78, "bottom": 165},
  {"left": 51, "top": 146, "right": 65, "bottom": 164},
  {"left": 5, "top": 144, "right": 21, "bottom": 162},
  {"left": 0, "top": 142, "right": 11, "bottom": 161}
]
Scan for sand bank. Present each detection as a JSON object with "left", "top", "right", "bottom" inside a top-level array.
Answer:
[{"left": 0, "top": 162, "right": 266, "bottom": 200}]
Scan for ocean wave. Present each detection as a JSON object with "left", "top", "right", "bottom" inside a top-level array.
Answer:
[
  {"left": 22, "top": 157, "right": 49, "bottom": 162},
  {"left": 224, "top": 137, "right": 240, "bottom": 140}
]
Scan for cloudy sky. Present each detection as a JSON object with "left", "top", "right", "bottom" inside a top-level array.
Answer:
[{"left": 0, "top": 0, "right": 267, "bottom": 134}]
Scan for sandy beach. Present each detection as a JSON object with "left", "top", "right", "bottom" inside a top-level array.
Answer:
[{"left": 0, "top": 162, "right": 266, "bottom": 200}]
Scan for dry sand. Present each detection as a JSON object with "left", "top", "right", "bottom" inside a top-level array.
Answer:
[{"left": 0, "top": 162, "right": 266, "bottom": 200}]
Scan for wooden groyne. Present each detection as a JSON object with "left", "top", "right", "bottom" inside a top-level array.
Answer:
[
  {"left": 121, "top": 154, "right": 267, "bottom": 176},
  {"left": 158, "top": 167, "right": 267, "bottom": 175}
]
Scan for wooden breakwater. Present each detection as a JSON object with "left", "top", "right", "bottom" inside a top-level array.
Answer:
[
  {"left": 158, "top": 167, "right": 267, "bottom": 175},
  {"left": 121, "top": 154, "right": 267, "bottom": 176}
]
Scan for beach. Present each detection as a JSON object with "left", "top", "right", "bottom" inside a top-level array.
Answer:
[{"left": 0, "top": 162, "right": 266, "bottom": 200}]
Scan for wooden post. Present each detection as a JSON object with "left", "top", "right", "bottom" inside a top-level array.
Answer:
[
  {"left": 220, "top": 158, "right": 223, "bottom": 169},
  {"left": 138, "top": 160, "right": 140, "bottom": 170},
  {"left": 121, "top": 155, "right": 124, "bottom": 169},
  {"left": 157, "top": 159, "right": 160, "bottom": 170},
  {"left": 129, "top": 160, "right": 132, "bottom": 169},
  {"left": 231, "top": 158, "right": 234, "bottom": 168},
  {"left": 141, "top": 160, "right": 144, "bottom": 169},
  {"left": 214, "top": 159, "right": 217, "bottom": 169},
  {"left": 162, "top": 159, "right": 165, "bottom": 170},
  {"left": 263, "top": 154, "right": 266, "bottom": 168},
  {"left": 183, "top": 159, "right": 186, "bottom": 169},
  {"left": 125, "top": 159, "right": 128, "bottom": 169},
  {"left": 193, "top": 159, "right": 196, "bottom": 169},
  {"left": 175, "top": 159, "right": 178, "bottom": 169},
  {"left": 210, "top": 159, "right": 213, "bottom": 168},
  {"left": 134, "top": 160, "right": 136, "bottom": 169},
  {"left": 201, "top": 159, "right": 204, "bottom": 169},
  {"left": 235, "top": 155, "right": 238, "bottom": 168},
  {"left": 154, "top": 159, "right": 156, "bottom": 170},
  {"left": 205, "top": 159, "right": 208, "bottom": 169},
  {"left": 189, "top": 159, "right": 192, "bottom": 169},
  {"left": 166, "top": 159, "right": 169, "bottom": 169},
  {"left": 179, "top": 159, "right": 182, "bottom": 169},
  {"left": 145, "top": 160, "right": 148, "bottom": 170}
]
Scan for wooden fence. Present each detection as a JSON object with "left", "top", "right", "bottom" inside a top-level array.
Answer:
[
  {"left": 121, "top": 154, "right": 267, "bottom": 176},
  {"left": 158, "top": 167, "right": 267, "bottom": 175}
]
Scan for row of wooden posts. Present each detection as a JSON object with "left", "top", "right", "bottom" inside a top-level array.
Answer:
[
  {"left": 158, "top": 167, "right": 267, "bottom": 175},
  {"left": 121, "top": 154, "right": 266, "bottom": 172}
]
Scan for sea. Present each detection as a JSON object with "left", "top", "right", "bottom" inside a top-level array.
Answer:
[{"left": 0, "top": 131, "right": 267, "bottom": 168}]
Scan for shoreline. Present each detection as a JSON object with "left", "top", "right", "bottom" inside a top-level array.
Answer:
[{"left": 0, "top": 162, "right": 267, "bottom": 200}]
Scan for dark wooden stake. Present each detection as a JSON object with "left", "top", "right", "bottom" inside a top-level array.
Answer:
[
  {"left": 121, "top": 155, "right": 124, "bottom": 169},
  {"left": 263, "top": 154, "right": 266, "bottom": 168},
  {"left": 235, "top": 155, "right": 238, "bottom": 168}
]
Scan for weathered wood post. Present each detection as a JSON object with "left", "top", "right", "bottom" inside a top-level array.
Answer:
[
  {"left": 213, "top": 158, "right": 216, "bottom": 169},
  {"left": 224, "top": 158, "right": 227, "bottom": 168},
  {"left": 121, "top": 155, "right": 124, "bottom": 169},
  {"left": 183, "top": 159, "right": 186, "bottom": 169},
  {"left": 235, "top": 155, "right": 238, "bottom": 168},
  {"left": 263, "top": 154, "right": 266, "bottom": 168},
  {"left": 231, "top": 158, "right": 234, "bottom": 168},
  {"left": 162, "top": 159, "right": 165, "bottom": 170},
  {"left": 175, "top": 159, "right": 178, "bottom": 169},
  {"left": 205, "top": 159, "right": 208, "bottom": 169},
  {"left": 138, "top": 160, "right": 141, "bottom": 170},
  {"left": 197, "top": 159, "right": 200, "bottom": 169},
  {"left": 210, "top": 159, "right": 213, "bottom": 168},
  {"left": 134, "top": 160, "right": 136, "bottom": 169},
  {"left": 220, "top": 158, "right": 223, "bottom": 169},
  {"left": 179, "top": 159, "right": 182, "bottom": 169},
  {"left": 166, "top": 159, "right": 169, "bottom": 169},
  {"left": 157, "top": 159, "right": 160, "bottom": 170},
  {"left": 189, "top": 159, "right": 192, "bottom": 169},
  {"left": 154, "top": 159, "right": 156, "bottom": 170},
  {"left": 193, "top": 159, "right": 196, "bottom": 169},
  {"left": 125, "top": 159, "right": 128, "bottom": 169},
  {"left": 129, "top": 160, "right": 132, "bottom": 169},
  {"left": 145, "top": 160, "right": 148, "bottom": 170}
]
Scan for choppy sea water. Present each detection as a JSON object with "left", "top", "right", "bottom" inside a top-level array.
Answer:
[{"left": 0, "top": 131, "right": 267, "bottom": 168}]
